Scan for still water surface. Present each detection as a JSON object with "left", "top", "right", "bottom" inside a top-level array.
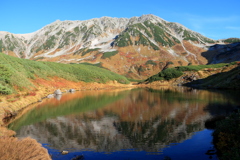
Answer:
[{"left": 9, "top": 87, "right": 240, "bottom": 160}]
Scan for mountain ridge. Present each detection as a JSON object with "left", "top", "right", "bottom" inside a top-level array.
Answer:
[{"left": 0, "top": 14, "right": 239, "bottom": 79}]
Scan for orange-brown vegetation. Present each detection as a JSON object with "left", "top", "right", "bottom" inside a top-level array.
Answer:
[
  {"left": 183, "top": 41, "right": 208, "bottom": 64},
  {"left": 0, "top": 77, "right": 135, "bottom": 128},
  {"left": 0, "top": 137, "right": 51, "bottom": 160}
]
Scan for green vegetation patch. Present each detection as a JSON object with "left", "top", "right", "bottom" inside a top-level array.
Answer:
[
  {"left": 176, "top": 63, "right": 229, "bottom": 71},
  {"left": 183, "top": 30, "right": 199, "bottom": 41},
  {"left": 74, "top": 48, "right": 100, "bottom": 56},
  {"left": 143, "top": 21, "right": 175, "bottom": 47},
  {"left": 145, "top": 60, "right": 157, "bottom": 66},
  {"left": 79, "top": 62, "right": 105, "bottom": 69},
  {"left": 223, "top": 38, "right": 240, "bottom": 43},
  {"left": 189, "top": 64, "right": 240, "bottom": 89},
  {"left": 0, "top": 40, "right": 6, "bottom": 52},
  {"left": 0, "top": 52, "right": 129, "bottom": 94},
  {"left": 146, "top": 68, "right": 184, "bottom": 82},
  {"left": 101, "top": 51, "right": 118, "bottom": 59},
  {"left": 145, "top": 63, "right": 234, "bottom": 83},
  {"left": 58, "top": 31, "right": 77, "bottom": 48},
  {"left": 114, "top": 31, "right": 133, "bottom": 47}
]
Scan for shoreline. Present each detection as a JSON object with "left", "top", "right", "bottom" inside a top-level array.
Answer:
[
  {"left": 0, "top": 79, "right": 137, "bottom": 136},
  {"left": 0, "top": 80, "right": 138, "bottom": 160}
]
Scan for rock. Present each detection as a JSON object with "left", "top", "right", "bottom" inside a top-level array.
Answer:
[
  {"left": 47, "top": 94, "right": 54, "bottom": 99},
  {"left": 55, "top": 94, "right": 62, "bottom": 100},
  {"left": 61, "top": 150, "right": 69, "bottom": 155},
  {"left": 69, "top": 89, "right": 75, "bottom": 93},
  {"left": 71, "top": 155, "right": 84, "bottom": 160},
  {"left": 54, "top": 89, "right": 62, "bottom": 95},
  {"left": 205, "top": 149, "right": 216, "bottom": 155}
]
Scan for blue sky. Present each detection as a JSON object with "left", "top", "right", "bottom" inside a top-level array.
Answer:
[{"left": 1, "top": 0, "right": 240, "bottom": 40}]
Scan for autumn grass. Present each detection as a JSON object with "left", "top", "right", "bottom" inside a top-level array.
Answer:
[
  {"left": 0, "top": 137, "right": 51, "bottom": 160},
  {"left": 0, "top": 52, "right": 129, "bottom": 94}
]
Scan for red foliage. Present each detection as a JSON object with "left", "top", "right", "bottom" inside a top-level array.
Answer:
[{"left": 25, "top": 92, "right": 36, "bottom": 97}]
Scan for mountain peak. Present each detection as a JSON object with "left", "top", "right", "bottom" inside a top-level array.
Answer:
[{"left": 1, "top": 14, "right": 231, "bottom": 80}]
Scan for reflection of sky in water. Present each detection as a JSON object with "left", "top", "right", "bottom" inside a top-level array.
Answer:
[
  {"left": 9, "top": 87, "right": 240, "bottom": 160},
  {"left": 45, "top": 130, "right": 216, "bottom": 160}
]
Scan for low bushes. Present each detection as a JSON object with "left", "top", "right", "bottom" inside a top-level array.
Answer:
[
  {"left": 146, "top": 68, "right": 183, "bottom": 82},
  {"left": 0, "top": 52, "right": 129, "bottom": 94}
]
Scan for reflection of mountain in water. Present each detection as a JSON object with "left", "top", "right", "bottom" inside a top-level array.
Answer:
[
  {"left": 12, "top": 87, "right": 240, "bottom": 153},
  {"left": 18, "top": 116, "right": 132, "bottom": 152}
]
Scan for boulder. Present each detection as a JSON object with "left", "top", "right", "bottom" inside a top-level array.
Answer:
[
  {"left": 47, "top": 94, "right": 54, "bottom": 99},
  {"left": 61, "top": 150, "right": 68, "bottom": 155},
  {"left": 69, "top": 89, "right": 75, "bottom": 93},
  {"left": 54, "top": 89, "right": 62, "bottom": 95}
]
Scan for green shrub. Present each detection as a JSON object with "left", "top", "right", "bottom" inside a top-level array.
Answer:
[
  {"left": 101, "top": 51, "right": 118, "bottom": 59},
  {"left": 0, "top": 64, "right": 12, "bottom": 83},
  {"left": 223, "top": 38, "right": 240, "bottom": 43},
  {"left": 0, "top": 84, "right": 12, "bottom": 95},
  {"left": 145, "top": 60, "right": 157, "bottom": 66},
  {"left": 146, "top": 68, "right": 183, "bottom": 82}
]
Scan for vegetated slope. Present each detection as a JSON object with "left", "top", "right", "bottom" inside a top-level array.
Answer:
[
  {"left": 185, "top": 64, "right": 240, "bottom": 89},
  {"left": 0, "top": 14, "right": 223, "bottom": 80},
  {"left": 143, "top": 62, "right": 240, "bottom": 89},
  {"left": 0, "top": 52, "right": 129, "bottom": 94},
  {"left": 202, "top": 40, "right": 240, "bottom": 64}
]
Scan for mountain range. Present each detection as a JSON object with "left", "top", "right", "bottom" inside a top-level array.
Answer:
[{"left": 0, "top": 14, "right": 239, "bottom": 79}]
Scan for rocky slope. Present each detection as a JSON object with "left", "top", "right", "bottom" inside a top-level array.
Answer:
[
  {"left": 202, "top": 41, "right": 240, "bottom": 64},
  {"left": 0, "top": 14, "right": 239, "bottom": 79}
]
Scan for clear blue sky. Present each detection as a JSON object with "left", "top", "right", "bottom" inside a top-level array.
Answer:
[{"left": 1, "top": 0, "right": 240, "bottom": 40}]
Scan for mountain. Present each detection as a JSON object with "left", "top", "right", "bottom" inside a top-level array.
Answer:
[{"left": 0, "top": 14, "right": 239, "bottom": 79}]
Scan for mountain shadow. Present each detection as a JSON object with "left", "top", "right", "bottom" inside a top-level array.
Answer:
[
  {"left": 184, "top": 65, "right": 240, "bottom": 89},
  {"left": 201, "top": 42, "right": 240, "bottom": 64}
]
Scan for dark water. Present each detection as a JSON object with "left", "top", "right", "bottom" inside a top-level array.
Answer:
[{"left": 9, "top": 87, "right": 240, "bottom": 160}]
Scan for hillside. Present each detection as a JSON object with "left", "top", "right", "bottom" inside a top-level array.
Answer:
[
  {"left": 143, "top": 62, "right": 240, "bottom": 89},
  {"left": 2, "top": 14, "right": 238, "bottom": 80},
  {"left": 0, "top": 52, "right": 129, "bottom": 95},
  {"left": 185, "top": 64, "right": 240, "bottom": 89},
  {"left": 202, "top": 41, "right": 240, "bottom": 64}
]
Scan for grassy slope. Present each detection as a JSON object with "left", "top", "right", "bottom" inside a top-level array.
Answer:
[
  {"left": 144, "top": 63, "right": 239, "bottom": 88},
  {"left": 188, "top": 65, "right": 240, "bottom": 89},
  {"left": 0, "top": 53, "right": 130, "bottom": 94}
]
